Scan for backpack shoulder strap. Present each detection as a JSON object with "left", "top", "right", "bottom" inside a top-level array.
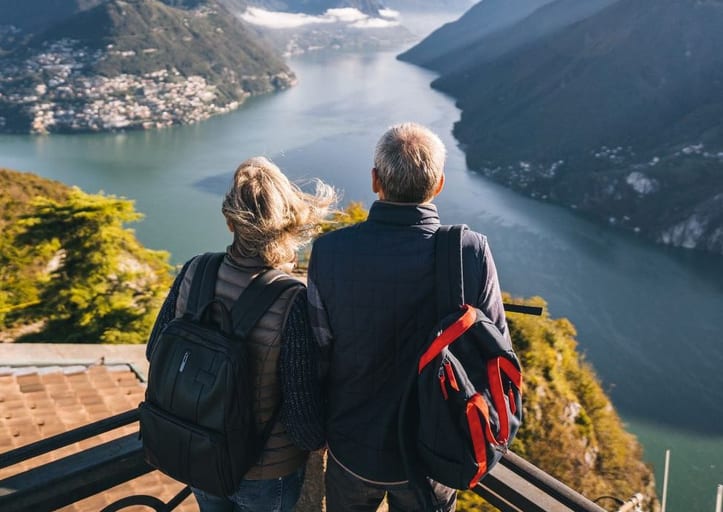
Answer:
[
  {"left": 230, "top": 270, "right": 303, "bottom": 450},
  {"left": 230, "top": 270, "right": 304, "bottom": 338},
  {"left": 435, "top": 224, "right": 466, "bottom": 316},
  {"left": 186, "top": 252, "right": 226, "bottom": 316}
]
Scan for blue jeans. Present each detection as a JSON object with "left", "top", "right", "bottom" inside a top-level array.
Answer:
[{"left": 192, "top": 466, "right": 306, "bottom": 512}]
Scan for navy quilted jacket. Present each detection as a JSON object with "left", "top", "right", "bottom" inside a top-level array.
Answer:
[{"left": 307, "top": 201, "right": 508, "bottom": 483}]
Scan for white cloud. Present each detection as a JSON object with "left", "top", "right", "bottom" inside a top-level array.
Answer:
[
  {"left": 240, "top": 7, "right": 400, "bottom": 30},
  {"left": 325, "top": 8, "right": 368, "bottom": 22},
  {"left": 240, "top": 7, "right": 334, "bottom": 28},
  {"left": 351, "top": 18, "right": 400, "bottom": 28},
  {"left": 378, "top": 8, "right": 400, "bottom": 19}
]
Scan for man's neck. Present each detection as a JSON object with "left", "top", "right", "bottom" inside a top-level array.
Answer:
[{"left": 376, "top": 199, "right": 433, "bottom": 207}]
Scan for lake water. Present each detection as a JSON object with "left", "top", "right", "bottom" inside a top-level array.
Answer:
[{"left": 1, "top": 45, "right": 722, "bottom": 511}]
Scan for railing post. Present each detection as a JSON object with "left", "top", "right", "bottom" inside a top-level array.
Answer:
[{"left": 661, "top": 449, "right": 671, "bottom": 512}]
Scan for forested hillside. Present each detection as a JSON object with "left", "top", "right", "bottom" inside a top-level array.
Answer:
[
  {"left": 0, "top": 0, "right": 294, "bottom": 133},
  {"left": 0, "top": 168, "right": 172, "bottom": 343},
  {"left": 400, "top": 0, "right": 723, "bottom": 255},
  {"left": 459, "top": 296, "right": 658, "bottom": 511}
]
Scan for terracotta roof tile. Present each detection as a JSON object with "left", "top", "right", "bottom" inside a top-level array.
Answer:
[
  {"left": 0, "top": 364, "right": 198, "bottom": 512},
  {"left": 0, "top": 344, "right": 325, "bottom": 512}
]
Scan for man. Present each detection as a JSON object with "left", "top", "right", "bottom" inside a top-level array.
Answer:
[{"left": 307, "top": 123, "right": 509, "bottom": 511}]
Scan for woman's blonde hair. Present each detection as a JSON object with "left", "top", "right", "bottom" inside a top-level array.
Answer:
[{"left": 222, "top": 157, "right": 337, "bottom": 267}]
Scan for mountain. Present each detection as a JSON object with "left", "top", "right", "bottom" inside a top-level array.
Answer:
[
  {"left": 398, "top": 0, "right": 556, "bottom": 67},
  {"left": 0, "top": 0, "right": 295, "bottom": 133},
  {"left": 404, "top": 0, "right": 619, "bottom": 75},
  {"left": 409, "top": 0, "right": 723, "bottom": 254},
  {"left": 32, "top": 0, "right": 289, "bottom": 87}
]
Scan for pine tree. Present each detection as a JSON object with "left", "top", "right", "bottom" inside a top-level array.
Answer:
[{"left": 9, "top": 188, "right": 172, "bottom": 343}]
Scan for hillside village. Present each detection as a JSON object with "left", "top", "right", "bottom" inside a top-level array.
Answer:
[
  {"left": 0, "top": 38, "right": 297, "bottom": 134},
  {"left": 0, "top": 0, "right": 300, "bottom": 134}
]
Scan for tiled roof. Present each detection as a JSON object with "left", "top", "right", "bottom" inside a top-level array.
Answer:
[{"left": 0, "top": 350, "right": 198, "bottom": 511}]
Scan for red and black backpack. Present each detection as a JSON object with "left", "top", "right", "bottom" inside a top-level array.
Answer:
[{"left": 399, "top": 225, "right": 534, "bottom": 507}]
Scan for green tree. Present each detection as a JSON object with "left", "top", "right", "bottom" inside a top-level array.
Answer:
[
  {"left": 320, "top": 201, "right": 368, "bottom": 233},
  {"left": 10, "top": 188, "right": 172, "bottom": 343},
  {"left": 0, "top": 168, "right": 69, "bottom": 328},
  {"left": 296, "top": 202, "right": 369, "bottom": 271}
]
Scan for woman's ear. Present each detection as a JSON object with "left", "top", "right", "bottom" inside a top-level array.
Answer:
[
  {"left": 226, "top": 219, "right": 234, "bottom": 233},
  {"left": 434, "top": 173, "right": 445, "bottom": 197}
]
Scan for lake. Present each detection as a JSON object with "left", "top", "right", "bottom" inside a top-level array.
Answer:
[{"left": 1, "top": 43, "right": 722, "bottom": 511}]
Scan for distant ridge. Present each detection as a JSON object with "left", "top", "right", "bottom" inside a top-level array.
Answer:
[
  {"left": 398, "top": 0, "right": 555, "bottom": 68},
  {"left": 401, "top": 0, "right": 723, "bottom": 254},
  {"left": 403, "top": 0, "right": 619, "bottom": 75},
  {"left": 32, "top": 0, "right": 290, "bottom": 94}
]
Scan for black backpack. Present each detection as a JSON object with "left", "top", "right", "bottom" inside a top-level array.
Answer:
[
  {"left": 400, "top": 225, "right": 534, "bottom": 505},
  {"left": 139, "top": 252, "right": 303, "bottom": 497}
]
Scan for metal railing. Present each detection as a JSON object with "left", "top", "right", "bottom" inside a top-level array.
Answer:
[
  {"left": 0, "top": 409, "right": 621, "bottom": 512},
  {"left": 475, "top": 451, "right": 606, "bottom": 512},
  {"left": 0, "top": 409, "right": 189, "bottom": 512}
]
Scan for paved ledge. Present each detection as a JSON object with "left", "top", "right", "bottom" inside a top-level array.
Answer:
[{"left": 0, "top": 343, "right": 149, "bottom": 382}]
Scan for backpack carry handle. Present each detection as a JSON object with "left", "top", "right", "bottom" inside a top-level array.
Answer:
[
  {"left": 197, "top": 299, "right": 234, "bottom": 334},
  {"left": 185, "top": 253, "right": 304, "bottom": 338}
]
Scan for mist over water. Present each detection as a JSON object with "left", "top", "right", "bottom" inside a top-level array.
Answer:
[{"left": 1, "top": 45, "right": 722, "bottom": 510}]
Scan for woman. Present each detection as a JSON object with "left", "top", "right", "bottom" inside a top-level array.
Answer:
[{"left": 147, "top": 157, "right": 337, "bottom": 512}]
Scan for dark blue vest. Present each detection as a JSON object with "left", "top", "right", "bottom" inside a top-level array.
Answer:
[{"left": 309, "top": 201, "right": 495, "bottom": 482}]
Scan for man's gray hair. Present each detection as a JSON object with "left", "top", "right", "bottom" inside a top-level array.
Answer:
[{"left": 373, "top": 122, "right": 446, "bottom": 203}]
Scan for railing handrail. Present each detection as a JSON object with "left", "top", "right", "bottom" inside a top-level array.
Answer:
[
  {"left": 0, "top": 409, "right": 139, "bottom": 469},
  {"left": 0, "top": 433, "right": 151, "bottom": 512},
  {"left": 475, "top": 451, "right": 607, "bottom": 512},
  {"left": 0, "top": 410, "right": 617, "bottom": 512}
]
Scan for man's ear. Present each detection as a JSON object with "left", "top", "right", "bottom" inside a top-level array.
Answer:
[{"left": 372, "top": 167, "right": 383, "bottom": 196}]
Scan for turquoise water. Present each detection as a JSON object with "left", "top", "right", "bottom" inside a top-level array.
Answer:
[{"left": 1, "top": 48, "right": 721, "bottom": 511}]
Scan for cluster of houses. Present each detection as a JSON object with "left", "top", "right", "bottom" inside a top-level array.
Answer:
[{"left": 0, "top": 38, "right": 245, "bottom": 134}]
